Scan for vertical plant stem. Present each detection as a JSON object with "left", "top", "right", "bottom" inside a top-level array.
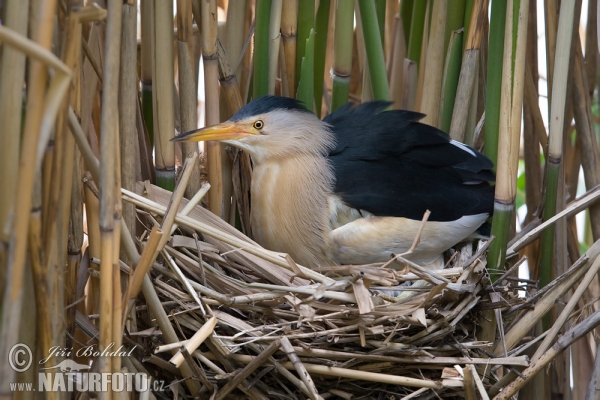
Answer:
[
  {"left": 203, "top": 0, "right": 230, "bottom": 219},
  {"left": 281, "top": 0, "right": 298, "bottom": 96},
  {"left": 177, "top": 0, "right": 202, "bottom": 199},
  {"left": 331, "top": 0, "right": 354, "bottom": 112},
  {"left": 444, "top": 0, "right": 466, "bottom": 54},
  {"left": 120, "top": 0, "right": 138, "bottom": 242},
  {"left": 313, "top": 0, "right": 331, "bottom": 116},
  {"left": 389, "top": 15, "right": 407, "bottom": 109},
  {"left": 448, "top": 0, "right": 487, "bottom": 142},
  {"left": 439, "top": 30, "right": 463, "bottom": 132},
  {"left": 0, "top": 1, "right": 58, "bottom": 394},
  {"left": 488, "top": 0, "right": 529, "bottom": 276},
  {"left": 358, "top": 0, "right": 390, "bottom": 101},
  {"left": 406, "top": 0, "right": 426, "bottom": 65},
  {"left": 484, "top": 0, "right": 507, "bottom": 167},
  {"left": 0, "top": 0, "right": 29, "bottom": 250},
  {"left": 420, "top": 0, "right": 447, "bottom": 126},
  {"left": 99, "top": 0, "right": 122, "bottom": 394},
  {"left": 141, "top": 1, "right": 154, "bottom": 146},
  {"left": 268, "top": 0, "right": 283, "bottom": 95},
  {"left": 153, "top": 0, "right": 176, "bottom": 191},
  {"left": 539, "top": 0, "right": 577, "bottom": 289},
  {"left": 254, "top": 0, "right": 272, "bottom": 98},
  {"left": 400, "top": 0, "right": 414, "bottom": 43},
  {"left": 225, "top": 0, "right": 247, "bottom": 80},
  {"left": 295, "top": 0, "right": 315, "bottom": 94},
  {"left": 296, "top": 29, "right": 315, "bottom": 111}
]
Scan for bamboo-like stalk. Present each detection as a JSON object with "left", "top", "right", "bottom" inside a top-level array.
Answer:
[
  {"left": 295, "top": 29, "right": 315, "bottom": 111},
  {"left": 217, "top": 42, "right": 253, "bottom": 235},
  {"left": 375, "top": 0, "right": 385, "bottom": 44},
  {"left": 295, "top": 0, "right": 315, "bottom": 95},
  {"left": 254, "top": 0, "right": 272, "bottom": 98},
  {"left": 203, "top": 0, "right": 230, "bottom": 220},
  {"left": 406, "top": 0, "right": 426, "bottom": 65},
  {"left": 28, "top": 176, "right": 57, "bottom": 400},
  {"left": 0, "top": 2, "right": 67, "bottom": 391},
  {"left": 358, "top": 0, "right": 390, "bottom": 101},
  {"left": 544, "top": 0, "right": 558, "bottom": 108},
  {"left": 384, "top": 0, "right": 399, "bottom": 62},
  {"left": 0, "top": 0, "right": 29, "bottom": 253},
  {"left": 153, "top": 0, "right": 176, "bottom": 191},
  {"left": 331, "top": 0, "right": 354, "bottom": 112},
  {"left": 120, "top": 1, "right": 138, "bottom": 242},
  {"left": 313, "top": 0, "right": 331, "bottom": 116},
  {"left": 97, "top": 0, "right": 122, "bottom": 393},
  {"left": 538, "top": 0, "right": 577, "bottom": 289},
  {"left": 585, "top": 0, "right": 597, "bottom": 92},
  {"left": 419, "top": 0, "right": 447, "bottom": 127},
  {"left": 141, "top": 1, "right": 154, "bottom": 146},
  {"left": 487, "top": 0, "right": 528, "bottom": 275},
  {"left": 448, "top": 0, "right": 487, "bottom": 142},
  {"left": 439, "top": 30, "right": 463, "bottom": 132},
  {"left": 281, "top": 0, "right": 298, "bottom": 97},
  {"left": 268, "top": 0, "right": 283, "bottom": 95},
  {"left": 177, "top": 0, "right": 202, "bottom": 200},
  {"left": 225, "top": 0, "right": 247, "bottom": 80},
  {"left": 389, "top": 15, "right": 406, "bottom": 109},
  {"left": 413, "top": 2, "right": 429, "bottom": 111},
  {"left": 483, "top": 0, "right": 507, "bottom": 166},
  {"left": 354, "top": 3, "right": 371, "bottom": 104},
  {"left": 444, "top": 0, "right": 466, "bottom": 54},
  {"left": 571, "top": 41, "right": 600, "bottom": 241},
  {"left": 56, "top": 8, "right": 88, "bottom": 350}
]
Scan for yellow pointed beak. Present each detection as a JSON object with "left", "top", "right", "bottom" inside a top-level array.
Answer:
[{"left": 171, "top": 121, "right": 254, "bottom": 142}]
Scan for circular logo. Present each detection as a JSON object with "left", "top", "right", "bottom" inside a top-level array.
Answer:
[{"left": 9, "top": 343, "right": 32, "bottom": 372}]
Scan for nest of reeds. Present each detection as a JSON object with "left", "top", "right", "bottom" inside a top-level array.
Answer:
[{"left": 112, "top": 179, "right": 554, "bottom": 400}]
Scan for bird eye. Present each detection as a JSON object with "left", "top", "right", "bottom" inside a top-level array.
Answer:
[{"left": 253, "top": 120, "right": 264, "bottom": 130}]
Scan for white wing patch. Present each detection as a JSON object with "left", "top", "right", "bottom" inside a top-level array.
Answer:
[{"left": 450, "top": 139, "right": 476, "bottom": 157}]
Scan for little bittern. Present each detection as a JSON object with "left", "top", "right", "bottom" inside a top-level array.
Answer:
[{"left": 173, "top": 96, "right": 494, "bottom": 269}]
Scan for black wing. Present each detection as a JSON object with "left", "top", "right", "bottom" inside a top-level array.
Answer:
[{"left": 325, "top": 102, "right": 495, "bottom": 222}]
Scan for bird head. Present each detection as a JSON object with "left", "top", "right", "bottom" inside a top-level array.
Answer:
[{"left": 172, "top": 96, "right": 334, "bottom": 162}]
